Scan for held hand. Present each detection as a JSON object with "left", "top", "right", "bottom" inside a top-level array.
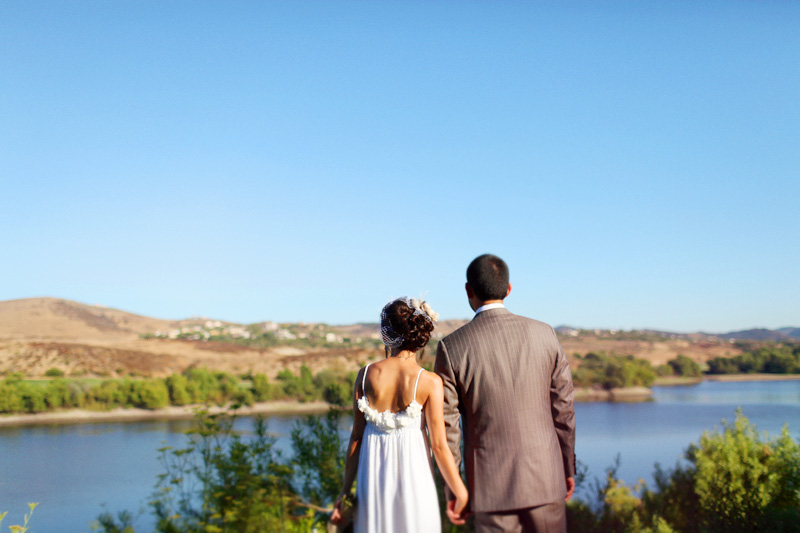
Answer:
[
  {"left": 565, "top": 476, "right": 575, "bottom": 502},
  {"left": 446, "top": 495, "right": 469, "bottom": 525},
  {"left": 330, "top": 497, "right": 343, "bottom": 524}
]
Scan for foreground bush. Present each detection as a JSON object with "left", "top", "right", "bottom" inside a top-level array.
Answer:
[
  {"left": 96, "top": 409, "right": 345, "bottom": 532},
  {"left": 569, "top": 410, "right": 800, "bottom": 532}
]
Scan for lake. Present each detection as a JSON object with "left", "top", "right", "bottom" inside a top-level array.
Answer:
[{"left": 1, "top": 379, "right": 798, "bottom": 532}]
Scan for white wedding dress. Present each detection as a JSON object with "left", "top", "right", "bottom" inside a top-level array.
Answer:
[{"left": 355, "top": 364, "right": 442, "bottom": 533}]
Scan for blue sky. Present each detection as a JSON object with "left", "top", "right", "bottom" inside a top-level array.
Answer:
[{"left": 2, "top": 1, "right": 798, "bottom": 332}]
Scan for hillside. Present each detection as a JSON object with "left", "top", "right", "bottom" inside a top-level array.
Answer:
[
  {"left": 0, "top": 298, "right": 373, "bottom": 378},
  {"left": 0, "top": 297, "right": 175, "bottom": 341},
  {"left": 0, "top": 298, "right": 795, "bottom": 378}
]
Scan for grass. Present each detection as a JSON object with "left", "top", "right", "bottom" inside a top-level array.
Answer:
[{"left": 653, "top": 376, "right": 704, "bottom": 386}]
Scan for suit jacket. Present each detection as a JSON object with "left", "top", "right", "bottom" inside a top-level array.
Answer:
[{"left": 434, "top": 307, "right": 576, "bottom": 513}]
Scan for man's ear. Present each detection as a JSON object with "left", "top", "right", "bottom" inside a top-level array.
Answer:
[
  {"left": 465, "top": 283, "right": 474, "bottom": 298},
  {"left": 505, "top": 283, "right": 512, "bottom": 298}
]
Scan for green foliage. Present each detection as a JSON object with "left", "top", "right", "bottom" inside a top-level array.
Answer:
[
  {"left": 567, "top": 457, "right": 669, "bottom": 533},
  {"left": 251, "top": 373, "right": 278, "bottom": 402},
  {"left": 276, "top": 365, "right": 319, "bottom": 402},
  {"left": 151, "top": 411, "right": 307, "bottom": 532},
  {"left": 314, "top": 369, "right": 357, "bottom": 407},
  {"left": 184, "top": 367, "right": 225, "bottom": 404},
  {"left": 92, "top": 510, "right": 135, "bottom": 533},
  {"left": 44, "top": 367, "right": 65, "bottom": 377},
  {"left": 691, "top": 411, "right": 800, "bottom": 531},
  {"left": 0, "top": 366, "right": 358, "bottom": 415},
  {"left": 655, "top": 364, "right": 674, "bottom": 377},
  {"left": 569, "top": 411, "right": 800, "bottom": 533},
  {"left": 706, "top": 344, "right": 800, "bottom": 375},
  {"left": 42, "top": 379, "right": 74, "bottom": 410},
  {"left": 290, "top": 411, "right": 345, "bottom": 506},
  {"left": 96, "top": 409, "right": 335, "bottom": 533},
  {"left": 0, "top": 379, "right": 25, "bottom": 413},
  {"left": 165, "top": 374, "right": 190, "bottom": 406},
  {"left": 667, "top": 355, "right": 701, "bottom": 377},
  {"left": 572, "top": 352, "right": 656, "bottom": 390},
  {"left": 130, "top": 380, "right": 171, "bottom": 409},
  {"left": 0, "top": 503, "right": 38, "bottom": 533},
  {"left": 18, "top": 381, "right": 47, "bottom": 413},
  {"left": 87, "top": 380, "right": 129, "bottom": 408}
]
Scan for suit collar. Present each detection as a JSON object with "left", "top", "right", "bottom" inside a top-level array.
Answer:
[
  {"left": 474, "top": 302, "right": 505, "bottom": 314},
  {"left": 472, "top": 306, "right": 511, "bottom": 321}
]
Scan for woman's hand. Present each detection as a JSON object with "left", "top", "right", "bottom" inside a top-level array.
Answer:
[{"left": 446, "top": 490, "right": 469, "bottom": 525}]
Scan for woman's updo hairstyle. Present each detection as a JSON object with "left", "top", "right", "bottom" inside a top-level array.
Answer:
[{"left": 380, "top": 298, "right": 435, "bottom": 352}]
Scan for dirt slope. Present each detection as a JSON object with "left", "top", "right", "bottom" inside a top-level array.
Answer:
[{"left": 0, "top": 298, "right": 747, "bottom": 378}]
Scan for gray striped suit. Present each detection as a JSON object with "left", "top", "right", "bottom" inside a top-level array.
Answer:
[{"left": 434, "top": 307, "right": 576, "bottom": 529}]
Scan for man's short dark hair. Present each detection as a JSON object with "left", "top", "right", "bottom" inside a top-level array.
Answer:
[{"left": 466, "top": 254, "right": 509, "bottom": 302}]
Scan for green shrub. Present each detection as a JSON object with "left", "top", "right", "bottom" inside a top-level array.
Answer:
[
  {"left": 252, "top": 373, "right": 277, "bottom": 402},
  {"left": 131, "top": 380, "right": 170, "bottom": 410},
  {"left": 42, "top": 379, "right": 71, "bottom": 409},
  {"left": 185, "top": 367, "right": 222, "bottom": 404},
  {"left": 88, "top": 380, "right": 129, "bottom": 409},
  {"left": 44, "top": 367, "right": 65, "bottom": 378},
  {"left": 706, "top": 344, "right": 800, "bottom": 375},
  {"left": 569, "top": 412, "right": 800, "bottom": 533},
  {"left": 573, "top": 352, "right": 656, "bottom": 389},
  {"left": 291, "top": 411, "right": 345, "bottom": 506},
  {"left": 20, "top": 382, "right": 47, "bottom": 413},
  {"left": 165, "top": 374, "right": 190, "bottom": 406},
  {"left": 0, "top": 380, "right": 24, "bottom": 413},
  {"left": 667, "top": 355, "right": 701, "bottom": 377},
  {"left": 276, "top": 365, "right": 319, "bottom": 402},
  {"left": 691, "top": 411, "right": 800, "bottom": 531}
]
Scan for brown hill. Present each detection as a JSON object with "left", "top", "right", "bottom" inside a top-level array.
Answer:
[
  {"left": 0, "top": 298, "right": 750, "bottom": 379},
  {"left": 0, "top": 297, "right": 176, "bottom": 341},
  {"left": 0, "top": 298, "right": 372, "bottom": 378}
]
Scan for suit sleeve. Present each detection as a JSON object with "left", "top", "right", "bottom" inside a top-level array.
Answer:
[
  {"left": 550, "top": 331, "right": 576, "bottom": 478},
  {"left": 434, "top": 339, "right": 462, "bottom": 500}
]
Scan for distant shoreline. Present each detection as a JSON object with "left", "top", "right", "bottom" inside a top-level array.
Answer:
[
  {"left": 702, "top": 373, "right": 800, "bottom": 382},
  {"left": 0, "top": 401, "right": 331, "bottom": 428},
  {"left": 1, "top": 374, "right": 798, "bottom": 427}
]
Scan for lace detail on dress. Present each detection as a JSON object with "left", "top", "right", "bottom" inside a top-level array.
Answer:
[{"left": 358, "top": 397, "right": 422, "bottom": 433}]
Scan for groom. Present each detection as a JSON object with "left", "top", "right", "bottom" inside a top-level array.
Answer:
[{"left": 434, "top": 254, "right": 576, "bottom": 532}]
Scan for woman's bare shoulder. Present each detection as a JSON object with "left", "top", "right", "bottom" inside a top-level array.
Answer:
[{"left": 419, "top": 368, "right": 443, "bottom": 393}]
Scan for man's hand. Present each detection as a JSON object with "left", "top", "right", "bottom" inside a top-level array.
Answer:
[
  {"left": 330, "top": 497, "right": 344, "bottom": 524},
  {"left": 565, "top": 476, "right": 575, "bottom": 502},
  {"left": 446, "top": 498, "right": 469, "bottom": 525}
]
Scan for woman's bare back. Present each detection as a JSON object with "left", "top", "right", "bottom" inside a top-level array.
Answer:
[{"left": 362, "top": 358, "right": 425, "bottom": 413}]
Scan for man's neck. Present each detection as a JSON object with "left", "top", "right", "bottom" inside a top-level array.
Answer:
[{"left": 474, "top": 301, "right": 505, "bottom": 314}]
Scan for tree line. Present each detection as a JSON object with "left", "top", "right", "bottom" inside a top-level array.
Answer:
[
  {"left": 2, "top": 343, "right": 798, "bottom": 416},
  {"left": 0, "top": 366, "right": 355, "bottom": 415},
  {"left": 705, "top": 344, "right": 800, "bottom": 375},
  {"left": 572, "top": 343, "right": 800, "bottom": 391}
]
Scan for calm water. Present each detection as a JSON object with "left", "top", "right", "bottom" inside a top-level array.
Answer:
[{"left": 1, "top": 379, "right": 798, "bottom": 532}]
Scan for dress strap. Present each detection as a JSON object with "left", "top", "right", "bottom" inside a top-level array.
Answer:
[
  {"left": 361, "top": 364, "right": 371, "bottom": 396},
  {"left": 412, "top": 368, "right": 424, "bottom": 403}
]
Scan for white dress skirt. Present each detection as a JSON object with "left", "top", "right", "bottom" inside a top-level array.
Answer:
[{"left": 355, "top": 366, "right": 442, "bottom": 533}]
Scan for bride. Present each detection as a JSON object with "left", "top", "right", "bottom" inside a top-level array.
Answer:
[{"left": 331, "top": 297, "right": 469, "bottom": 532}]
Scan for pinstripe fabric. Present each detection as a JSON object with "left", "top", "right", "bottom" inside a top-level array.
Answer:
[
  {"left": 434, "top": 308, "right": 576, "bottom": 514},
  {"left": 474, "top": 501, "right": 567, "bottom": 533}
]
